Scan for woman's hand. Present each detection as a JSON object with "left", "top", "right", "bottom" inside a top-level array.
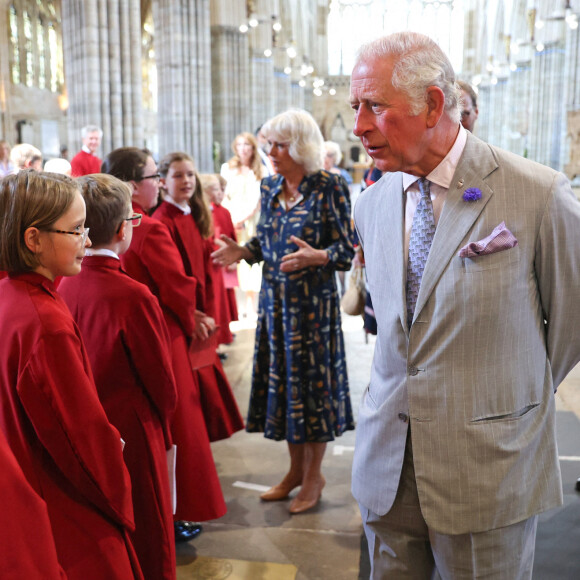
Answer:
[
  {"left": 279, "top": 235, "right": 329, "bottom": 272},
  {"left": 211, "top": 235, "right": 251, "bottom": 266}
]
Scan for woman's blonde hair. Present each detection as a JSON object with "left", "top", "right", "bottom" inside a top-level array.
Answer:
[
  {"left": 227, "top": 132, "right": 263, "bottom": 178},
  {"left": 0, "top": 170, "right": 78, "bottom": 272},
  {"left": 262, "top": 109, "right": 324, "bottom": 174},
  {"left": 158, "top": 152, "right": 213, "bottom": 238}
]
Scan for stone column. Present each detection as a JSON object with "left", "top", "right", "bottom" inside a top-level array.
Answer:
[
  {"left": 61, "top": 0, "right": 143, "bottom": 155},
  {"left": 154, "top": 0, "right": 213, "bottom": 171}
]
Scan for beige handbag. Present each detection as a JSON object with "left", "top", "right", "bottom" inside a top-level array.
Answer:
[{"left": 341, "top": 266, "right": 366, "bottom": 316}]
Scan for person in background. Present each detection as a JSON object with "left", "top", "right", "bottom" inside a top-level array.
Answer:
[
  {"left": 29, "top": 154, "right": 43, "bottom": 171},
  {"left": 323, "top": 140, "right": 353, "bottom": 191},
  {"left": 71, "top": 125, "right": 103, "bottom": 177},
  {"left": 255, "top": 125, "right": 275, "bottom": 176},
  {"left": 350, "top": 31, "right": 580, "bottom": 578},
  {"left": 44, "top": 158, "right": 72, "bottom": 176},
  {"left": 220, "top": 132, "right": 266, "bottom": 320},
  {"left": 58, "top": 174, "right": 178, "bottom": 580},
  {"left": 101, "top": 147, "right": 226, "bottom": 544},
  {"left": 0, "top": 140, "right": 15, "bottom": 177},
  {"left": 9, "top": 143, "right": 42, "bottom": 172},
  {"left": 0, "top": 170, "right": 141, "bottom": 579},
  {"left": 212, "top": 109, "right": 355, "bottom": 515},
  {"left": 458, "top": 80, "right": 479, "bottom": 133}
]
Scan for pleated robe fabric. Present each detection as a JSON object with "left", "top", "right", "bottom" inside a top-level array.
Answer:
[{"left": 0, "top": 428, "right": 65, "bottom": 580}]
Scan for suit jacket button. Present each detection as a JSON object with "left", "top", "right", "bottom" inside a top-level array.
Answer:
[
  {"left": 398, "top": 413, "right": 409, "bottom": 422},
  {"left": 408, "top": 366, "right": 418, "bottom": 376}
]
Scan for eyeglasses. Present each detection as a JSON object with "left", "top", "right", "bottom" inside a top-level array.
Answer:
[
  {"left": 116, "top": 213, "right": 142, "bottom": 233},
  {"left": 45, "top": 228, "right": 90, "bottom": 245},
  {"left": 139, "top": 173, "right": 161, "bottom": 182}
]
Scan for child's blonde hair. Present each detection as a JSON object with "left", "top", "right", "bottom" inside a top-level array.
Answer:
[
  {"left": 199, "top": 173, "right": 220, "bottom": 203},
  {"left": 0, "top": 170, "right": 79, "bottom": 272}
]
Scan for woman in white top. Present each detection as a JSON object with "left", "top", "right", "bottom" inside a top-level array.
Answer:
[{"left": 220, "top": 132, "right": 266, "bottom": 319}]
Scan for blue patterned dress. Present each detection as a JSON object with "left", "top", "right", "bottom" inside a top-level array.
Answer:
[{"left": 245, "top": 170, "right": 355, "bottom": 443}]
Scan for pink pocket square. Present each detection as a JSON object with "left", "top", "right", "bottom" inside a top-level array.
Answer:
[{"left": 458, "top": 222, "right": 518, "bottom": 258}]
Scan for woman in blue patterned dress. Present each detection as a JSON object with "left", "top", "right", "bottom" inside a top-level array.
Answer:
[{"left": 212, "top": 109, "right": 355, "bottom": 514}]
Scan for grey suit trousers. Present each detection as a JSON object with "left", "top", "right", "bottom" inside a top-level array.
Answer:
[{"left": 360, "top": 434, "right": 538, "bottom": 579}]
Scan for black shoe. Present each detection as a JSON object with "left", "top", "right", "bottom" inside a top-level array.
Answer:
[
  {"left": 174, "top": 521, "right": 203, "bottom": 543},
  {"left": 576, "top": 478, "right": 580, "bottom": 492},
  {"left": 218, "top": 352, "right": 228, "bottom": 360}
]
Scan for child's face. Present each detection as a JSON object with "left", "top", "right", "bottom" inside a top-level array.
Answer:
[
  {"left": 207, "top": 181, "right": 224, "bottom": 205},
  {"left": 36, "top": 190, "right": 91, "bottom": 280},
  {"left": 163, "top": 160, "right": 196, "bottom": 205}
]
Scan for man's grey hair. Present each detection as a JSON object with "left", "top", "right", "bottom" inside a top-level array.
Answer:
[
  {"left": 355, "top": 32, "right": 461, "bottom": 124},
  {"left": 81, "top": 125, "right": 103, "bottom": 139}
]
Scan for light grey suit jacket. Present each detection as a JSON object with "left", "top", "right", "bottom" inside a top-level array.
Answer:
[{"left": 352, "top": 132, "right": 580, "bottom": 535}]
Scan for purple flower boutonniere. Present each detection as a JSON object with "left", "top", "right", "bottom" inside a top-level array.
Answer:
[{"left": 463, "top": 187, "right": 482, "bottom": 202}]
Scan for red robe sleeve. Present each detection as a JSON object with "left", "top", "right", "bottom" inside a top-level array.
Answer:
[{"left": 18, "top": 331, "right": 135, "bottom": 529}]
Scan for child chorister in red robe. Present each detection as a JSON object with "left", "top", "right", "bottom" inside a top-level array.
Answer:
[
  {"left": 201, "top": 172, "right": 239, "bottom": 326},
  {"left": 155, "top": 152, "right": 245, "bottom": 443},
  {"left": 58, "top": 174, "right": 178, "bottom": 580},
  {"left": 0, "top": 171, "right": 142, "bottom": 580},
  {"left": 101, "top": 147, "right": 226, "bottom": 540}
]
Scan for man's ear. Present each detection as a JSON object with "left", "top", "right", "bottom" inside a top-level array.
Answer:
[
  {"left": 23, "top": 227, "right": 42, "bottom": 254},
  {"left": 425, "top": 86, "right": 446, "bottom": 128}
]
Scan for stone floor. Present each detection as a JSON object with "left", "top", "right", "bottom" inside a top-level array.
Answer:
[{"left": 176, "top": 314, "right": 580, "bottom": 580}]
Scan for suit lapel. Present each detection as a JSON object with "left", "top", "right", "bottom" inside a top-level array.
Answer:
[
  {"left": 413, "top": 134, "right": 499, "bottom": 322},
  {"left": 375, "top": 173, "right": 407, "bottom": 331}
]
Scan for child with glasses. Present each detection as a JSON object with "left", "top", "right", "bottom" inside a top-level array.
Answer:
[
  {"left": 58, "top": 174, "right": 178, "bottom": 580},
  {"left": 0, "top": 170, "right": 140, "bottom": 579},
  {"left": 155, "top": 152, "right": 244, "bottom": 444},
  {"left": 101, "top": 146, "right": 226, "bottom": 543}
]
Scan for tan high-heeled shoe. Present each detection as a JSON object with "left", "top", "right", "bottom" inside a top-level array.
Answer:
[
  {"left": 288, "top": 477, "right": 325, "bottom": 514},
  {"left": 260, "top": 481, "right": 301, "bottom": 501}
]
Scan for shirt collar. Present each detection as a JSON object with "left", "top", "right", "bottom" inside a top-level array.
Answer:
[
  {"left": 164, "top": 196, "right": 191, "bottom": 215},
  {"left": 86, "top": 248, "right": 120, "bottom": 260},
  {"left": 81, "top": 145, "right": 93, "bottom": 155},
  {"left": 402, "top": 124, "right": 467, "bottom": 192}
]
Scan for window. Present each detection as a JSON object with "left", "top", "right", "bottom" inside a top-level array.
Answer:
[{"left": 8, "top": 0, "right": 64, "bottom": 92}]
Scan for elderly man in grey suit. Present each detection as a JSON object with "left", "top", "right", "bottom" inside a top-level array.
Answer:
[{"left": 350, "top": 31, "right": 580, "bottom": 579}]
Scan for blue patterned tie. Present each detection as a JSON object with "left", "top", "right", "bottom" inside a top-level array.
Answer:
[{"left": 406, "top": 178, "right": 435, "bottom": 328}]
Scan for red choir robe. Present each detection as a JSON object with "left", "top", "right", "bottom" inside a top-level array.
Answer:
[
  {"left": 59, "top": 255, "right": 178, "bottom": 580},
  {"left": 152, "top": 200, "right": 245, "bottom": 442},
  {"left": 0, "top": 429, "right": 65, "bottom": 580},
  {"left": 0, "top": 272, "right": 142, "bottom": 580},
  {"left": 121, "top": 202, "right": 226, "bottom": 521},
  {"left": 211, "top": 201, "right": 239, "bottom": 322}
]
